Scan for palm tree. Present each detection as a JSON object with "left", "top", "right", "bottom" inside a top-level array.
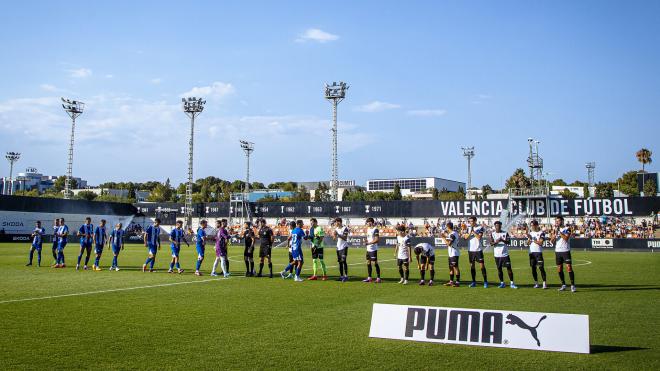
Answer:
[{"left": 636, "top": 148, "right": 652, "bottom": 172}]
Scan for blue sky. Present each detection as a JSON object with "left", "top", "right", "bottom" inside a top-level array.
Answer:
[{"left": 0, "top": 0, "right": 658, "bottom": 189}]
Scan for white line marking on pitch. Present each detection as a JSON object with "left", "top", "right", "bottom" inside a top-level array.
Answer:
[{"left": 0, "top": 277, "right": 232, "bottom": 305}]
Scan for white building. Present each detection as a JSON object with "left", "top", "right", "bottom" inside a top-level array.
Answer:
[
  {"left": 0, "top": 168, "right": 87, "bottom": 195},
  {"left": 366, "top": 177, "right": 465, "bottom": 196},
  {"left": 551, "top": 185, "right": 596, "bottom": 198}
]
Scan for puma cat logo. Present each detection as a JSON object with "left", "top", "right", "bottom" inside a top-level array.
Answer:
[{"left": 505, "top": 314, "right": 547, "bottom": 346}]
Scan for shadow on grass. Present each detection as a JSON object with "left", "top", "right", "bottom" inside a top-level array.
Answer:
[
  {"left": 590, "top": 345, "right": 648, "bottom": 353},
  {"left": 576, "top": 284, "right": 660, "bottom": 292}
]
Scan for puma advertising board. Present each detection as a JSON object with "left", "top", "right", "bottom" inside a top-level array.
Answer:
[{"left": 369, "top": 303, "right": 590, "bottom": 354}]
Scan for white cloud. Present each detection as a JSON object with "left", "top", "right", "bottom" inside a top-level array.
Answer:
[
  {"left": 354, "top": 101, "right": 401, "bottom": 113},
  {"left": 180, "top": 81, "right": 235, "bottom": 99},
  {"left": 105, "top": 74, "right": 114, "bottom": 79},
  {"left": 68, "top": 68, "right": 92, "bottom": 78},
  {"left": 407, "top": 109, "right": 447, "bottom": 117},
  {"left": 40, "top": 84, "right": 59, "bottom": 92},
  {"left": 296, "top": 28, "right": 339, "bottom": 43},
  {"left": 150, "top": 78, "right": 162, "bottom": 84}
]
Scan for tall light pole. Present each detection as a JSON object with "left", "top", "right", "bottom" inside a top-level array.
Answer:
[
  {"left": 4, "top": 152, "right": 20, "bottom": 195},
  {"left": 527, "top": 138, "right": 544, "bottom": 189},
  {"left": 324, "top": 81, "right": 349, "bottom": 201},
  {"left": 240, "top": 140, "right": 254, "bottom": 196},
  {"left": 461, "top": 146, "right": 475, "bottom": 192},
  {"left": 182, "top": 97, "right": 206, "bottom": 228},
  {"left": 61, "top": 98, "right": 84, "bottom": 199},
  {"left": 586, "top": 162, "right": 596, "bottom": 187}
]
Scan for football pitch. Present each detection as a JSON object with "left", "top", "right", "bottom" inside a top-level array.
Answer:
[{"left": 1, "top": 243, "right": 659, "bottom": 370}]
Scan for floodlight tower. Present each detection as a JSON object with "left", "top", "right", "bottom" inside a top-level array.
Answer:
[
  {"left": 61, "top": 98, "right": 84, "bottom": 199},
  {"left": 240, "top": 140, "right": 254, "bottom": 195},
  {"left": 4, "top": 152, "right": 20, "bottom": 195},
  {"left": 586, "top": 162, "right": 596, "bottom": 187},
  {"left": 182, "top": 97, "right": 206, "bottom": 228},
  {"left": 527, "top": 138, "right": 544, "bottom": 188},
  {"left": 324, "top": 81, "right": 349, "bottom": 201},
  {"left": 461, "top": 146, "right": 475, "bottom": 192}
]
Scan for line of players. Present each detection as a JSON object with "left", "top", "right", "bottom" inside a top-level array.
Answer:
[{"left": 24, "top": 215, "right": 577, "bottom": 291}]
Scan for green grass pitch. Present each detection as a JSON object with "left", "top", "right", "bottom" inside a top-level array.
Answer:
[{"left": 1, "top": 242, "right": 659, "bottom": 370}]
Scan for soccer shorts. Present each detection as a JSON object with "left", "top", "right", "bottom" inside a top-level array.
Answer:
[
  {"left": 32, "top": 243, "right": 42, "bottom": 251},
  {"left": 397, "top": 258, "right": 409, "bottom": 266},
  {"left": 259, "top": 244, "right": 271, "bottom": 258},
  {"left": 215, "top": 246, "right": 227, "bottom": 258},
  {"left": 468, "top": 251, "right": 484, "bottom": 263},
  {"left": 311, "top": 247, "right": 323, "bottom": 259},
  {"left": 57, "top": 240, "right": 67, "bottom": 252},
  {"left": 291, "top": 249, "right": 303, "bottom": 262},
  {"left": 529, "top": 252, "right": 544, "bottom": 267},
  {"left": 555, "top": 251, "right": 572, "bottom": 265},
  {"left": 111, "top": 245, "right": 121, "bottom": 254},
  {"left": 420, "top": 254, "right": 435, "bottom": 265},
  {"left": 196, "top": 244, "right": 205, "bottom": 258},
  {"left": 495, "top": 256, "right": 512, "bottom": 269},
  {"left": 336, "top": 248, "right": 348, "bottom": 263},
  {"left": 80, "top": 241, "right": 92, "bottom": 252},
  {"left": 365, "top": 250, "right": 378, "bottom": 262},
  {"left": 171, "top": 245, "right": 181, "bottom": 258},
  {"left": 94, "top": 244, "right": 104, "bottom": 255},
  {"left": 243, "top": 245, "right": 254, "bottom": 258},
  {"left": 447, "top": 256, "right": 459, "bottom": 267},
  {"left": 147, "top": 244, "right": 158, "bottom": 255}
]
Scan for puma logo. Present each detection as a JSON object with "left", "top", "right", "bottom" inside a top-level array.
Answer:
[{"left": 505, "top": 314, "right": 547, "bottom": 346}]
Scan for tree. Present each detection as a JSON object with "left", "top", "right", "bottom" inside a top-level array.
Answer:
[
  {"left": 75, "top": 191, "right": 97, "bottom": 201},
  {"left": 438, "top": 190, "right": 465, "bottom": 201},
  {"left": 431, "top": 188, "right": 440, "bottom": 200},
  {"left": 643, "top": 178, "right": 657, "bottom": 196},
  {"left": 595, "top": 182, "right": 614, "bottom": 198},
  {"left": 314, "top": 182, "right": 330, "bottom": 202},
  {"left": 13, "top": 189, "right": 39, "bottom": 197},
  {"left": 52, "top": 176, "right": 77, "bottom": 192},
  {"left": 616, "top": 170, "right": 640, "bottom": 196},
  {"left": 251, "top": 182, "right": 265, "bottom": 190},
  {"left": 636, "top": 148, "right": 653, "bottom": 172},
  {"left": 392, "top": 184, "right": 402, "bottom": 200},
  {"left": 505, "top": 168, "right": 531, "bottom": 190},
  {"left": 481, "top": 184, "right": 493, "bottom": 198},
  {"left": 290, "top": 186, "right": 310, "bottom": 202},
  {"left": 342, "top": 188, "right": 350, "bottom": 201},
  {"left": 550, "top": 179, "right": 567, "bottom": 187},
  {"left": 559, "top": 188, "right": 578, "bottom": 199},
  {"left": 148, "top": 181, "right": 174, "bottom": 202}
]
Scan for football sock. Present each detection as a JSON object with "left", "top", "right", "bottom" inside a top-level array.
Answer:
[
  {"left": 568, "top": 271, "right": 575, "bottom": 285},
  {"left": 221, "top": 257, "right": 228, "bottom": 274},
  {"left": 295, "top": 266, "right": 301, "bottom": 277},
  {"left": 212, "top": 258, "right": 219, "bottom": 273},
  {"left": 540, "top": 267, "right": 546, "bottom": 281},
  {"left": 507, "top": 269, "right": 514, "bottom": 282},
  {"left": 175, "top": 262, "right": 180, "bottom": 269},
  {"left": 144, "top": 257, "right": 151, "bottom": 266},
  {"left": 112, "top": 256, "right": 117, "bottom": 267},
  {"left": 77, "top": 253, "right": 83, "bottom": 265},
  {"left": 497, "top": 268, "right": 504, "bottom": 282},
  {"left": 339, "top": 263, "right": 345, "bottom": 277},
  {"left": 430, "top": 269, "right": 435, "bottom": 280},
  {"left": 57, "top": 251, "right": 64, "bottom": 264},
  {"left": 470, "top": 266, "right": 476, "bottom": 282},
  {"left": 405, "top": 268, "right": 409, "bottom": 280},
  {"left": 420, "top": 269, "right": 426, "bottom": 280},
  {"left": 320, "top": 260, "right": 327, "bottom": 275},
  {"left": 52, "top": 248, "right": 57, "bottom": 261},
  {"left": 367, "top": 264, "right": 373, "bottom": 278},
  {"left": 456, "top": 273, "right": 460, "bottom": 283},
  {"left": 84, "top": 254, "right": 90, "bottom": 266},
  {"left": 481, "top": 267, "right": 488, "bottom": 281},
  {"left": 37, "top": 251, "right": 41, "bottom": 265},
  {"left": 244, "top": 259, "right": 250, "bottom": 272},
  {"left": 149, "top": 258, "right": 155, "bottom": 269},
  {"left": 531, "top": 267, "right": 538, "bottom": 282},
  {"left": 250, "top": 261, "right": 254, "bottom": 273},
  {"left": 558, "top": 271, "right": 566, "bottom": 285},
  {"left": 259, "top": 262, "right": 264, "bottom": 275},
  {"left": 313, "top": 259, "right": 318, "bottom": 275},
  {"left": 268, "top": 262, "right": 273, "bottom": 275},
  {"left": 94, "top": 256, "right": 100, "bottom": 267},
  {"left": 343, "top": 262, "right": 348, "bottom": 277},
  {"left": 170, "top": 262, "right": 175, "bottom": 270},
  {"left": 196, "top": 259, "right": 202, "bottom": 271},
  {"left": 398, "top": 266, "right": 404, "bottom": 278},
  {"left": 226, "top": 259, "right": 229, "bottom": 272},
  {"left": 375, "top": 263, "right": 380, "bottom": 278},
  {"left": 449, "top": 273, "right": 454, "bottom": 282},
  {"left": 29, "top": 249, "right": 34, "bottom": 264},
  {"left": 284, "top": 263, "right": 292, "bottom": 273}
]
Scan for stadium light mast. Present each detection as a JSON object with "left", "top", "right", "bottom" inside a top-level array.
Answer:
[
  {"left": 61, "top": 98, "right": 84, "bottom": 199},
  {"left": 324, "top": 81, "right": 349, "bottom": 201},
  {"left": 586, "top": 162, "right": 596, "bottom": 187},
  {"left": 461, "top": 146, "right": 475, "bottom": 192},
  {"left": 4, "top": 152, "right": 20, "bottom": 195},
  {"left": 240, "top": 140, "right": 254, "bottom": 195},
  {"left": 182, "top": 97, "right": 206, "bottom": 228},
  {"left": 527, "top": 138, "right": 544, "bottom": 189}
]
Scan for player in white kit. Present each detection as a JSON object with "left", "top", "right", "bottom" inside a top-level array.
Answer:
[
  {"left": 440, "top": 222, "right": 461, "bottom": 287},
  {"left": 463, "top": 216, "right": 488, "bottom": 288},
  {"left": 550, "top": 216, "right": 576, "bottom": 292},
  {"left": 363, "top": 217, "right": 382, "bottom": 283},
  {"left": 414, "top": 242, "right": 435, "bottom": 286},
  {"left": 526, "top": 219, "right": 547, "bottom": 289},
  {"left": 489, "top": 221, "right": 517, "bottom": 289},
  {"left": 394, "top": 225, "right": 411, "bottom": 284},
  {"left": 332, "top": 218, "right": 350, "bottom": 282}
]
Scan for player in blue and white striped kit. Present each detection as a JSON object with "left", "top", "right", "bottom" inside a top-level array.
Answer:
[
  {"left": 142, "top": 218, "right": 162, "bottom": 272},
  {"left": 109, "top": 223, "right": 124, "bottom": 271},
  {"left": 76, "top": 217, "right": 94, "bottom": 270},
  {"left": 169, "top": 220, "right": 189, "bottom": 274},
  {"left": 50, "top": 218, "right": 60, "bottom": 265},
  {"left": 54, "top": 218, "right": 69, "bottom": 268},
  {"left": 26, "top": 221, "right": 46, "bottom": 267},
  {"left": 92, "top": 219, "right": 108, "bottom": 271}
]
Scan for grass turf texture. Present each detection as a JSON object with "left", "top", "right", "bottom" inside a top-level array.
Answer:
[{"left": 1, "top": 242, "right": 659, "bottom": 370}]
